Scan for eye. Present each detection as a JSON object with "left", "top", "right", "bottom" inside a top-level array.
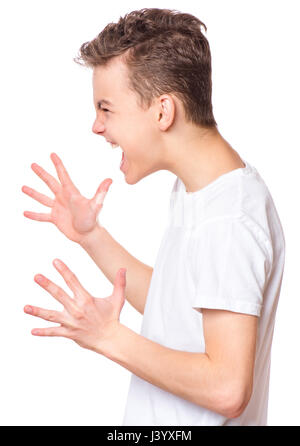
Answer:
[{"left": 97, "top": 104, "right": 110, "bottom": 113}]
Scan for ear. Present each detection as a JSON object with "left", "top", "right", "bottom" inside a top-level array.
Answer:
[{"left": 157, "top": 94, "right": 175, "bottom": 131}]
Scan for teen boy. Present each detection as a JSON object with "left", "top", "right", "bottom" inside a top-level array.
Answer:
[{"left": 22, "top": 8, "right": 285, "bottom": 426}]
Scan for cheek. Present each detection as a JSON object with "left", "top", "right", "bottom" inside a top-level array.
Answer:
[
  {"left": 119, "top": 115, "right": 156, "bottom": 157},
  {"left": 135, "top": 119, "right": 156, "bottom": 147}
]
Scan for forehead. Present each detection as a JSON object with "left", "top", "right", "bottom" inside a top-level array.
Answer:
[{"left": 92, "top": 58, "right": 130, "bottom": 98}]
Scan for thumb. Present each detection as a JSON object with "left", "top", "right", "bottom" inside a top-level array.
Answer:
[
  {"left": 90, "top": 178, "right": 113, "bottom": 213},
  {"left": 111, "top": 268, "right": 127, "bottom": 316}
]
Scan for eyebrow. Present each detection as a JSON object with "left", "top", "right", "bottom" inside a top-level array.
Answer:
[{"left": 97, "top": 99, "right": 113, "bottom": 107}]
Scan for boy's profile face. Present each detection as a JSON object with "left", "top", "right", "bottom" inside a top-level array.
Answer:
[{"left": 92, "top": 57, "right": 165, "bottom": 184}]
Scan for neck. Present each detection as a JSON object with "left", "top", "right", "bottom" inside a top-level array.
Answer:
[{"left": 164, "top": 126, "right": 244, "bottom": 193}]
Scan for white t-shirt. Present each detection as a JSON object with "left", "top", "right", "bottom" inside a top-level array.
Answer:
[{"left": 122, "top": 158, "right": 285, "bottom": 426}]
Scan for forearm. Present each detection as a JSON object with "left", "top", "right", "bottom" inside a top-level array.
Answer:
[
  {"left": 99, "top": 323, "right": 234, "bottom": 418},
  {"left": 79, "top": 224, "right": 153, "bottom": 315}
]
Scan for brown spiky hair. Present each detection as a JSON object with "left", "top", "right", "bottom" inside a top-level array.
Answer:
[{"left": 73, "top": 8, "right": 217, "bottom": 128}]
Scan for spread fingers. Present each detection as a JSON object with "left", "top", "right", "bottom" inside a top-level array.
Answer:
[
  {"left": 22, "top": 185, "right": 54, "bottom": 207},
  {"left": 50, "top": 153, "right": 78, "bottom": 191},
  {"left": 23, "top": 211, "right": 52, "bottom": 222},
  {"left": 24, "top": 305, "right": 63, "bottom": 324},
  {"left": 52, "top": 259, "right": 88, "bottom": 300},
  {"left": 31, "top": 163, "right": 61, "bottom": 195},
  {"left": 33, "top": 274, "right": 75, "bottom": 314}
]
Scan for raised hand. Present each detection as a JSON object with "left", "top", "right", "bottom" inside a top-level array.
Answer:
[
  {"left": 24, "top": 258, "right": 126, "bottom": 353},
  {"left": 22, "top": 153, "right": 112, "bottom": 243}
]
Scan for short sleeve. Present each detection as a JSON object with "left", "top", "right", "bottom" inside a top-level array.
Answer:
[{"left": 191, "top": 217, "right": 272, "bottom": 316}]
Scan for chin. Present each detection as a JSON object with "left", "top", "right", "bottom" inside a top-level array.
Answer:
[
  {"left": 123, "top": 166, "right": 154, "bottom": 185},
  {"left": 124, "top": 172, "right": 143, "bottom": 185}
]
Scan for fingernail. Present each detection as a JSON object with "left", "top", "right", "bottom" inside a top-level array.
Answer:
[{"left": 25, "top": 306, "right": 32, "bottom": 314}]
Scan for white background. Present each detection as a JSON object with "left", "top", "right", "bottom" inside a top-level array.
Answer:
[{"left": 1, "top": 0, "right": 299, "bottom": 426}]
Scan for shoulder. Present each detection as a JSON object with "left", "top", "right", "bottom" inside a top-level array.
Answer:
[
  {"left": 188, "top": 209, "right": 274, "bottom": 284},
  {"left": 202, "top": 171, "right": 271, "bottom": 221}
]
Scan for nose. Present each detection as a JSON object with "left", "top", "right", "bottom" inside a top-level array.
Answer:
[{"left": 92, "top": 116, "right": 106, "bottom": 135}]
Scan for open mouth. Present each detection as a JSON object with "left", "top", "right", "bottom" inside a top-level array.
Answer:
[
  {"left": 106, "top": 141, "right": 126, "bottom": 170},
  {"left": 120, "top": 150, "right": 126, "bottom": 170}
]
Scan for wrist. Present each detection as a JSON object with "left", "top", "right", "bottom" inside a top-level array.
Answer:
[
  {"left": 78, "top": 222, "right": 105, "bottom": 250},
  {"left": 96, "top": 320, "right": 124, "bottom": 360}
]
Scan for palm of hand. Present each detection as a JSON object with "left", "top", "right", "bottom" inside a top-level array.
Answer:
[
  {"left": 22, "top": 153, "right": 112, "bottom": 243},
  {"left": 52, "top": 188, "right": 97, "bottom": 242},
  {"left": 24, "top": 258, "right": 126, "bottom": 353}
]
